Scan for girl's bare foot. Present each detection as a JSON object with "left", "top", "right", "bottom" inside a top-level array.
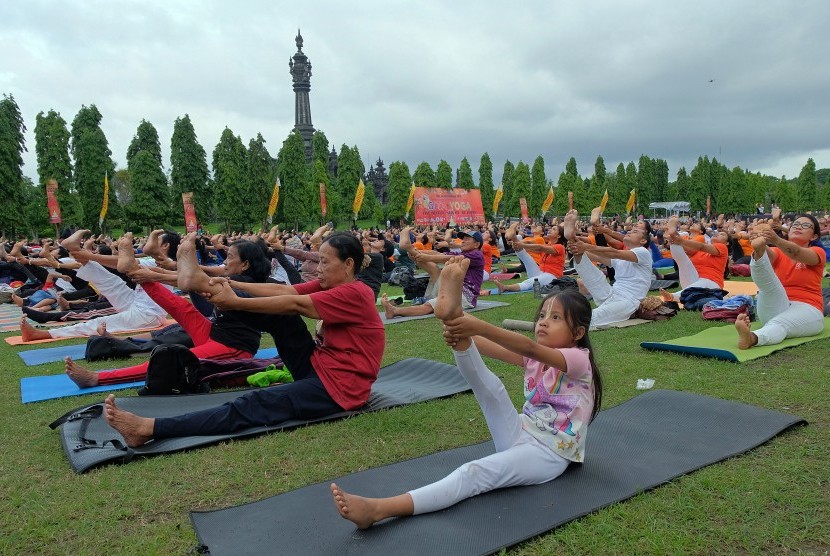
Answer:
[
  {"left": 735, "top": 313, "right": 758, "bottom": 349},
  {"left": 60, "top": 229, "right": 91, "bottom": 252},
  {"left": 20, "top": 317, "right": 52, "bottom": 341},
  {"left": 11, "top": 293, "right": 24, "bottom": 307},
  {"left": 330, "top": 483, "right": 383, "bottom": 530},
  {"left": 65, "top": 357, "right": 100, "bottom": 388},
  {"left": 590, "top": 206, "right": 602, "bottom": 226},
  {"left": 563, "top": 210, "right": 579, "bottom": 241},
  {"left": 103, "top": 395, "right": 154, "bottom": 448},
  {"left": 434, "top": 256, "right": 469, "bottom": 321},
  {"left": 380, "top": 293, "right": 398, "bottom": 319}
]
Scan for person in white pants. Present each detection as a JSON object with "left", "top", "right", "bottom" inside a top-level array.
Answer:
[
  {"left": 659, "top": 217, "right": 729, "bottom": 302},
  {"left": 735, "top": 215, "right": 826, "bottom": 349},
  {"left": 564, "top": 211, "right": 653, "bottom": 330},
  {"left": 330, "top": 257, "right": 601, "bottom": 529}
]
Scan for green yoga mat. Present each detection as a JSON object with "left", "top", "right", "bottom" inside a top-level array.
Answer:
[{"left": 641, "top": 318, "right": 830, "bottom": 362}]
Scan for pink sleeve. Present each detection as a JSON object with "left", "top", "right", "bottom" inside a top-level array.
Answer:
[{"left": 558, "top": 347, "right": 592, "bottom": 380}]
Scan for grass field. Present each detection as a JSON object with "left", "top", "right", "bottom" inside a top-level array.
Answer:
[{"left": 1, "top": 280, "right": 829, "bottom": 554}]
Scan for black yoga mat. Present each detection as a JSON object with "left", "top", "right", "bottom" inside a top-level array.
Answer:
[
  {"left": 190, "top": 389, "right": 805, "bottom": 556},
  {"left": 52, "top": 358, "right": 469, "bottom": 473}
]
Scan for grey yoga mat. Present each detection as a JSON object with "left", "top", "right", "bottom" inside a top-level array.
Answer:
[
  {"left": 52, "top": 358, "right": 469, "bottom": 473},
  {"left": 190, "top": 389, "right": 805, "bottom": 556}
]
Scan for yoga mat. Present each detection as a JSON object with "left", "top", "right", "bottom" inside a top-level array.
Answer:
[
  {"left": 52, "top": 358, "right": 471, "bottom": 473},
  {"left": 0, "top": 303, "right": 23, "bottom": 332},
  {"left": 189, "top": 389, "right": 805, "bottom": 556},
  {"left": 488, "top": 272, "right": 521, "bottom": 280},
  {"left": 650, "top": 279, "right": 679, "bottom": 290},
  {"left": 379, "top": 300, "right": 509, "bottom": 325},
  {"left": 640, "top": 318, "right": 830, "bottom": 362},
  {"left": 5, "top": 318, "right": 178, "bottom": 346},
  {"left": 20, "top": 348, "right": 280, "bottom": 403},
  {"left": 723, "top": 280, "right": 758, "bottom": 297}
]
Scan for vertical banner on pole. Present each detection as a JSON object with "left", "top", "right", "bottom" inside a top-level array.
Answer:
[
  {"left": 319, "top": 183, "right": 327, "bottom": 217},
  {"left": 267, "top": 179, "right": 281, "bottom": 225},
  {"left": 46, "top": 179, "right": 62, "bottom": 224},
  {"left": 541, "top": 186, "right": 554, "bottom": 215},
  {"left": 98, "top": 172, "right": 109, "bottom": 229},
  {"left": 182, "top": 192, "right": 198, "bottom": 232},
  {"left": 519, "top": 198, "right": 529, "bottom": 222}
]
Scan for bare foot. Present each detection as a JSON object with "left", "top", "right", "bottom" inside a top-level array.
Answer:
[
  {"left": 57, "top": 293, "right": 70, "bottom": 311},
  {"left": 176, "top": 232, "right": 211, "bottom": 291},
  {"left": 116, "top": 233, "right": 139, "bottom": 274},
  {"left": 563, "top": 209, "right": 579, "bottom": 241},
  {"left": 103, "top": 394, "right": 154, "bottom": 448},
  {"left": 20, "top": 317, "right": 52, "bottom": 341},
  {"left": 82, "top": 237, "right": 95, "bottom": 251},
  {"left": 590, "top": 206, "right": 602, "bottom": 226},
  {"left": 65, "top": 357, "right": 100, "bottom": 388},
  {"left": 381, "top": 293, "right": 398, "bottom": 319},
  {"left": 505, "top": 222, "right": 519, "bottom": 243},
  {"left": 434, "top": 256, "right": 469, "bottom": 320},
  {"left": 735, "top": 313, "right": 758, "bottom": 349},
  {"left": 96, "top": 320, "right": 110, "bottom": 337},
  {"left": 330, "top": 483, "right": 382, "bottom": 529},
  {"left": 141, "top": 229, "right": 165, "bottom": 259},
  {"left": 493, "top": 277, "right": 506, "bottom": 293},
  {"left": 666, "top": 216, "right": 679, "bottom": 239},
  {"left": 11, "top": 293, "right": 24, "bottom": 307},
  {"left": 60, "top": 229, "right": 91, "bottom": 252},
  {"left": 658, "top": 288, "right": 675, "bottom": 302}
]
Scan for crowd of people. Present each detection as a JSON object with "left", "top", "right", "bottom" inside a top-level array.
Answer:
[{"left": 1, "top": 205, "right": 828, "bottom": 528}]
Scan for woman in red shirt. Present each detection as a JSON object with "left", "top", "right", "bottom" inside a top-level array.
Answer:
[{"left": 735, "top": 214, "right": 825, "bottom": 349}]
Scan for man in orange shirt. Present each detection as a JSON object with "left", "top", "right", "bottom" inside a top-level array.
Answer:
[{"left": 659, "top": 216, "right": 729, "bottom": 302}]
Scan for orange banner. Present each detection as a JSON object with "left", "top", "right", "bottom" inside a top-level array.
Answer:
[
  {"left": 319, "top": 182, "right": 327, "bottom": 217},
  {"left": 519, "top": 198, "right": 529, "bottom": 222},
  {"left": 46, "top": 179, "right": 62, "bottom": 224},
  {"left": 413, "top": 187, "right": 485, "bottom": 226},
  {"left": 182, "top": 192, "right": 198, "bottom": 232}
]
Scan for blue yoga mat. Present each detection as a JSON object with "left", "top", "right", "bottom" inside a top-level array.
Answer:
[{"left": 19, "top": 347, "right": 279, "bottom": 404}]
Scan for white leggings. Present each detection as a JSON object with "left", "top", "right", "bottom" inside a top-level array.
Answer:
[
  {"left": 574, "top": 256, "right": 640, "bottom": 330},
  {"left": 408, "top": 342, "right": 568, "bottom": 515},
  {"left": 750, "top": 251, "right": 824, "bottom": 346},
  {"left": 668, "top": 244, "right": 720, "bottom": 301},
  {"left": 513, "top": 249, "right": 556, "bottom": 291},
  {"left": 49, "top": 261, "right": 167, "bottom": 338}
]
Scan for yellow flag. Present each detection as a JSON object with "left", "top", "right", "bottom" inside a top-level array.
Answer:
[
  {"left": 353, "top": 179, "right": 366, "bottom": 217},
  {"left": 98, "top": 172, "right": 109, "bottom": 227},
  {"left": 625, "top": 189, "right": 636, "bottom": 213},
  {"left": 599, "top": 188, "right": 609, "bottom": 213},
  {"left": 493, "top": 184, "right": 504, "bottom": 216},
  {"left": 267, "top": 178, "right": 280, "bottom": 224},
  {"left": 541, "top": 186, "right": 554, "bottom": 213},
  {"left": 405, "top": 182, "right": 415, "bottom": 215}
]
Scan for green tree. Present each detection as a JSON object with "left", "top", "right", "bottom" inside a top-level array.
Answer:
[
  {"left": 796, "top": 158, "right": 817, "bottom": 212},
  {"left": 312, "top": 130, "right": 330, "bottom": 169},
  {"left": 670, "top": 167, "right": 688, "bottom": 202},
  {"left": 247, "top": 133, "right": 276, "bottom": 229},
  {"left": 436, "top": 160, "right": 452, "bottom": 189},
  {"left": 34, "top": 109, "right": 81, "bottom": 226},
  {"left": 610, "top": 162, "right": 629, "bottom": 215},
  {"left": 530, "top": 156, "right": 546, "bottom": 216},
  {"left": 126, "top": 119, "right": 166, "bottom": 226},
  {"left": 170, "top": 114, "right": 210, "bottom": 222},
  {"left": 412, "top": 161, "right": 436, "bottom": 188},
  {"left": 126, "top": 150, "right": 170, "bottom": 230},
  {"left": 637, "top": 155, "right": 657, "bottom": 209},
  {"left": 500, "top": 160, "right": 515, "bottom": 216},
  {"left": 509, "top": 162, "right": 531, "bottom": 218},
  {"left": 687, "top": 156, "right": 710, "bottom": 214},
  {"left": 0, "top": 94, "right": 27, "bottom": 233},
  {"left": 127, "top": 119, "right": 163, "bottom": 167},
  {"left": 274, "top": 131, "right": 309, "bottom": 228},
  {"left": 655, "top": 158, "right": 669, "bottom": 202},
  {"left": 457, "top": 157, "right": 474, "bottom": 190},
  {"left": 21, "top": 176, "right": 49, "bottom": 238},
  {"left": 625, "top": 162, "right": 638, "bottom": 214},
  {"left": 594, "top": 155, "right": 607, "bottom": 189},
  {"left": 212, "top": 128, "right": 250, "bottom": 232},
  {"left": 553, "top": 171, "right": 575, "bottom": 215},
  {"left": 70, "top": 105, "right": 117, "bottom": 229},
  {"left": 775, "top": 175, "right": 796, "bottom": 211},
  {"left": 335, "top": 144, "right": 365, "bottom": 221},
  {"left": 386, "top": 161, "right": 413, "bottom": 223},
  {"left": 478, "top": 153, "right": 495, "bottom": 219}
]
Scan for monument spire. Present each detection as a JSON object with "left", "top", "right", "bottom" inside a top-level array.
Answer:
[{"left": 289, "top": 29, "right": 315, "bottom": 161}]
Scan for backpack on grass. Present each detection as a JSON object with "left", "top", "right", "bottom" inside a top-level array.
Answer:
[{"left": 137, "top": 344, "right": 207, "bottom": 396}]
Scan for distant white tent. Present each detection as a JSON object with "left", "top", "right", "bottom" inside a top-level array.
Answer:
[{"left": 648, "top": 201, "right": 690, "bottom": 214}]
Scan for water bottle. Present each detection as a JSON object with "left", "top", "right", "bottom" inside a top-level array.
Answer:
[{"left": 533, "top": 278, "right": 542, "bottom": 298}]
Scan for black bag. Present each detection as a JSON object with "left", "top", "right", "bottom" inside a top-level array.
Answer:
[
  {"left": 402, "top": 276, "right": 430, "bottom": 300},
  {"left": 387, "top": 266, "right": 413, "bottom": 287},
  {"left": 679, "top": 287, "right": 728, "bottom": 311},
  {"left": 84, "top": 324, "right": 194, "bottom": 362},
  {"left": 540, "top": 276, "right": 579, "bottom": 295},
  {"left": 137, "top": 344, "right": 207, "bottom": 396}
]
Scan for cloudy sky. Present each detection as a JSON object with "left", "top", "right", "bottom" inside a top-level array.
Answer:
[{"left": 2, "top": 0, "right": 828, "bottom": 189}]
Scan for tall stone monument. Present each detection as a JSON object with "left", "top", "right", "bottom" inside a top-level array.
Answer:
[{"left": 289, "top": 29, "right": 315, "bottom": 161}]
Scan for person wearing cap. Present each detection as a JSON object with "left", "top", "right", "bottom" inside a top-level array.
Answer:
[
  {"left": 381, "top": 229, "right": 484, "bottom": 319},
  {"left": 492, "top": 222, "right": 566, "bottom": 294}
]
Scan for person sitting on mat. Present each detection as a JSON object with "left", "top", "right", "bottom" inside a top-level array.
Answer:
[
  {"left": 330, "top": 256, "right": 602, "bottom": 529},
  {"left": 101, "top": 232, "right": 385, "bottom": 447},
  {"left": 492, "top": 222, "right": 566, "bottom": 294},
  {"left": 381, "top": 228, "right": 484, "bottom": 320},
  {"left": 64, "top": 232, "right": 270, "bottom": 388},
  {"left": 658, "top": 215, "right": 729, "bottom": 303},
  {"left": 19, "top": 229, "right": 179, "bottom": 342},
  {"left": 735, "top": 214, "right": 826, "bottom": 349},
  {"left": 563, "top": 209, "right": 653, "bottom": 329}
]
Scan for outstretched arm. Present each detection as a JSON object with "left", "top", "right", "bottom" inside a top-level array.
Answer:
[{"left": 205, "top": 282, "right": 319, "bottom": 318}]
